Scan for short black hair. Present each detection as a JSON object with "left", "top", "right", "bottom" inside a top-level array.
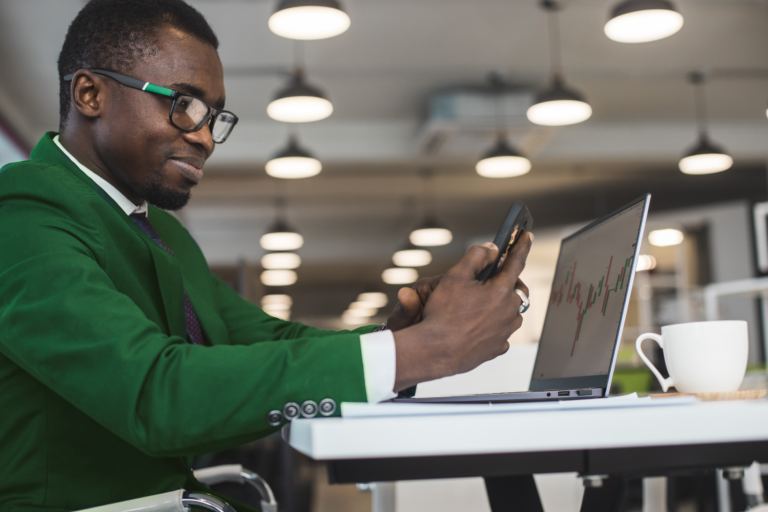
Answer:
[{"left": 57, "top": 0, "right": 219, "bottom": 126}]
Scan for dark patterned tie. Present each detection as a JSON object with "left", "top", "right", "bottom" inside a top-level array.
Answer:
[{"left": 130, "top": 212, "right": 205, "bottom": 345}]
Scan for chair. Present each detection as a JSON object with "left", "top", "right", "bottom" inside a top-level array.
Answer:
[{"left": 74, "top": 464, "right": 278, "bottom": 512}]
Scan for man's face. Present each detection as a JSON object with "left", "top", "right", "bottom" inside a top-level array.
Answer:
[{"left": 95, "top": 26, "right": 225, "bottom": 210}]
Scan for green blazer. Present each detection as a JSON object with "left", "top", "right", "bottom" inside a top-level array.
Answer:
[{"left": 0, "top": 133, "right": 372, "bottom": 512}]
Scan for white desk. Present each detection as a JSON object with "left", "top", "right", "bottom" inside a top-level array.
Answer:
[{"left": 288, "top": 399, "right": 768, "bottom": 487}]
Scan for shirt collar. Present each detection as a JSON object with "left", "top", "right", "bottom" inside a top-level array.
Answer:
[{"left": 53, "top": 135, "right": 148, "bottom": 217}]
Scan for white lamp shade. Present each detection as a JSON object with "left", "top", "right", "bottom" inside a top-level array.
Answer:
[
  {"left": 269, "top": 5, "right": 350, "bottom": 40},
  {"left": 264, "top": 307, "right": 291, "bottom": 320},
  {"left": 605, "top": 9, "right": 683, "bottom": 43},
  {"left": 261, "top": 294, "right": 293, "bottom": 307},
  {"left": 345, "top": 307, "right": 378, "bottom": 318},
  {"left": 648, "top": 229, "right": 684, "bottom": 247},
  {"left": 392, "top": 248, "right": 432, "bottom": 267},
  {"left": 262, "top": 302, "right": 291, "bottom": 312},
  {"left": 410, "top": 227, "right": 452, "bottom": 247},
  {"left": 261, "top": 252, "right": 302, "bottom": 270},
  {"left": 679, "top": 153, "right": 733, "bottom": 175},
  {"left": 260, "top": 269, "right": 298, "bottom": 286},
  {"left": 476, "top": 155, "right": 531, "bottom": 178},
  {"left": 356, "top": 292, "right": 388, "bottom": 308},
  {"left": 267, "top": 96, "right": 333, "bottom": 123},
  {"left": 527, "top": 99, "right": 592, "bottom": 126},
  {"left": 635, "top": 254, "right": 657, "bottom": 272},
  {"left": 382, "top": 267, "right": 418, "bottom": 285},
  {"left": 341, "top": 311, "right": 368, "bottom": 325},
  {"left": 260, "top": 232, "right": 304, "bottom": 251},
  {"left": 266, "top": 156, "right": 322, "bottom": 179}
]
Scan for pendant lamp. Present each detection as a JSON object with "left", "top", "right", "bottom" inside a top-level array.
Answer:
[
  {"left": 476, "top": 74, "right": 532, "bottom": 178},
  {"left": 356, "top": 292, "right": 389, "bottom": 308},
  {"left": 261, "top": 252, "right": 302, "bottom": 270},
  {"left": 678, "top": 71, "right": 732, "bottom": 175},
  {"left": 392, "top": 243, "right": 432, "bottom": 267},
  {"left": 260, "top": 219, "right": 304, "bottom": 251},
  {"left": 382, "top": 267, "right": 419, "bottom": 285},
  {"left": 260, "top": 269, "right": 298, "bottom": 286},
  {"left": 267, "top": 68, "right": 333, "bottom": 123},
  {"left": 410, "top": 217, "right": 453, "bottom": 247},
  {"left": 409, "top": 170, "right": 453, "bottom": 247},
  {"left": 266, "top": 135, "right": 322, "bottom": 179},
  {"left": 262, "top": 294, "right": 292, "bottom": 320},
  {"left": 648, "top": 228, "right": 684, "bottom": 247},
  {"left": 269, "top": 0, "right": 350, "bottom": 40},
  {"left": 679, "top": 135, "right": 733, "bottom": 175},
  {"left": 260, "top": 198, "right": 304, "bottom": 251},
  {"left": 527, "top": 1, "right": 592, "bottom": 126},
  {"left": 605, "top": 0, "right": 683, "bottom": 43},
  {"left": 476, "top": 135, "right": 531, "bottom": 178},
  {"left": 527, "top": 75, "right": 592, "bottom": 126}
]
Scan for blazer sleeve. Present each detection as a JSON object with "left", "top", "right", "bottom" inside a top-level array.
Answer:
[{"left": 0, "top": 196, "right": 368, "bottom": 458}]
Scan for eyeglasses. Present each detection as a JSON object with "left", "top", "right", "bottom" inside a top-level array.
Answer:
[{"left": 63, "top": 69, "right": 238, "bottom": 143}]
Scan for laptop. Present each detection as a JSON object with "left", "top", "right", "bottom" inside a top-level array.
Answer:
[{"left": 395, "top": 194, "right": 651, "bottom": 404}]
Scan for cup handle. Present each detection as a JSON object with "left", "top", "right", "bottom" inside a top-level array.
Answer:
[{"left": 635, "top": 333, "right": 675, "bottom": 392}]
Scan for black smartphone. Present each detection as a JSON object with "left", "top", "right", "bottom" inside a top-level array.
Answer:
[{"left": 476, "top": 202, "right": 533, "bottom": 282}]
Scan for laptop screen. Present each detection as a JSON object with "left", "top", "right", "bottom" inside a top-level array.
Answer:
[{"left": 529, "top": 195, "right": 649, "bottom": 391}]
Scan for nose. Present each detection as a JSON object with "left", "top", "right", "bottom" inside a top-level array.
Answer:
[{"left": 182, "top": 122, "right": 215, "bottom": 157}]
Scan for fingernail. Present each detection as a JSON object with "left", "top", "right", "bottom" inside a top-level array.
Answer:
[
  {"left": 482, "top": 242, "right": 497, "bottom": 250},
  {"left": 529, "top": 232, "right": 535, "bottom": 241}
]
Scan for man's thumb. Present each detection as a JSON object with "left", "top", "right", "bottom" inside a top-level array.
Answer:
[
  {"left": 397, "top": 287, "right": 421, "bottom": 317},
  {"left": 452, "top": 243, "right": 498, "bottom": 279}
]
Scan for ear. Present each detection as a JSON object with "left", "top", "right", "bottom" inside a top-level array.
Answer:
[{"left": 69, "top": 70, "right": 108, "bottom": 120}]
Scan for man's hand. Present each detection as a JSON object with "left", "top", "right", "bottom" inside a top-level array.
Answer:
[
  {"left": 392, "top": 233, "right": 533, "bottom": 391},
  {"left": 385, "top": 275, "right": 442, "bottom": 331}
]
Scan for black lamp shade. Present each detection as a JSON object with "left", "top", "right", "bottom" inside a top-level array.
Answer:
[
  {"left": 274, "top": 0, "right": 345, "bottom": 12},
  {"left": 609, "top": 0, "right": 678, "bottom": 20},
  {"left": 272, "top": 71, "right": 327, "bottom": 102},
  {"left": 533, "top": 77, "right": 588, "bottom": 105},
  {"left": 682, "top": 134, "right": 727, "bottom": 158},
  {"left": 481, "top": 137, "right": 525, "bottom": 160},
  {"left": 271, "top": 136, "right": 316, "bottom": 160}
]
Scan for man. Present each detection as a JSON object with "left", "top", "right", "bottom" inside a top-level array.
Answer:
[{"left": 0, "top": 1, "right": 531, "bottom": 511}]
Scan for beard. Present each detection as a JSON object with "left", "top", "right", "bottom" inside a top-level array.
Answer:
[
  {"left": 140, "top": 173, "right": 191, "bottom": 211},
  {"left": 113, "top": 165, "right": 192, "bottom": 211}
]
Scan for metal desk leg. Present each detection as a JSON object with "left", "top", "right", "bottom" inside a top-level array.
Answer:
[
  {"left": 372, "top": 482, "right": 396, "bottom": 512},
  {"left": 484, "top": 475, "right": 544, "bottom": 512},
  {"left": 579, "top": 476, "right": 625, "bottom": 512}
]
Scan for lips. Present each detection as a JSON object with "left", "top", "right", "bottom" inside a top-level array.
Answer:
[{"left": 169, "top": 156, "right": 205, "bottom": 184}]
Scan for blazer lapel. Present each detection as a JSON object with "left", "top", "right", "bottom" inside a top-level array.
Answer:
[{"left": 144, "top": 240, "right": 187, "bottom": 339}]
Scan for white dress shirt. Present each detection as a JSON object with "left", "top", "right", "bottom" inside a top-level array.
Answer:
[{"left": 53, "top": 135, "right": 397, "bottom": 403}]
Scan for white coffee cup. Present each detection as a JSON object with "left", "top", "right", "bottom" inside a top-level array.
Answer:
[{"left": 635, "top": 320, "right": 748, "bottom": 393}]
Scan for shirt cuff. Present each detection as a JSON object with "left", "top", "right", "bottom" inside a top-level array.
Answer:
[{"left": 359, "top": 329, "right": 398, "bottom": 403}]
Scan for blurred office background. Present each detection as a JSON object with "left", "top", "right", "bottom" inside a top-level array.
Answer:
[{"left": 1, "top": 0, "right": 767, "bottom": 511}]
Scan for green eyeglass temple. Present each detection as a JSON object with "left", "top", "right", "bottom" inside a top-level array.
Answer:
[
  {"left": 63, "top": 69, "right": 176, "bottom": 98},
  {"left": 62, "top": 69, "right": 237, "bottom": 143}
]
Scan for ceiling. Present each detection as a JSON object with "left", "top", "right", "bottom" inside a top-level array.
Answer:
[{"left": 0, "top": 0, "right": 767, "bottom": 321}]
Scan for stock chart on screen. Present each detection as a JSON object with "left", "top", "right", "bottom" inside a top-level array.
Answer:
[{"left": 532, "top": 200, "right": 646, "bottom": 380}]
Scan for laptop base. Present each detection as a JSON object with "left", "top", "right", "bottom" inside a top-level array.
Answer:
[{"left": 392, "top": 387, "right": 605, "bottom": 404}]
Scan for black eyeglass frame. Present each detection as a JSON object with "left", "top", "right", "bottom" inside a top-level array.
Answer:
[{"left": 63, "top": 69, "right": 238, "bottom": 143}]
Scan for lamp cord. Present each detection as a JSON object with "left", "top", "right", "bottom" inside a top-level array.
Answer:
[
  {"left": 420, "top": 169, "right": 436, "bottom": 218},
  {"left": 694, "top": 81, "right": 709, "bottom": 138},
  {"left": 547, "top": 8, "right": 564, "bottom": 79},
  {"left": 489, "top": 74, "right": 505, "bottom": 138},
  {"left": 293, "top": 40, "right": 305, "bottom": 70}
]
